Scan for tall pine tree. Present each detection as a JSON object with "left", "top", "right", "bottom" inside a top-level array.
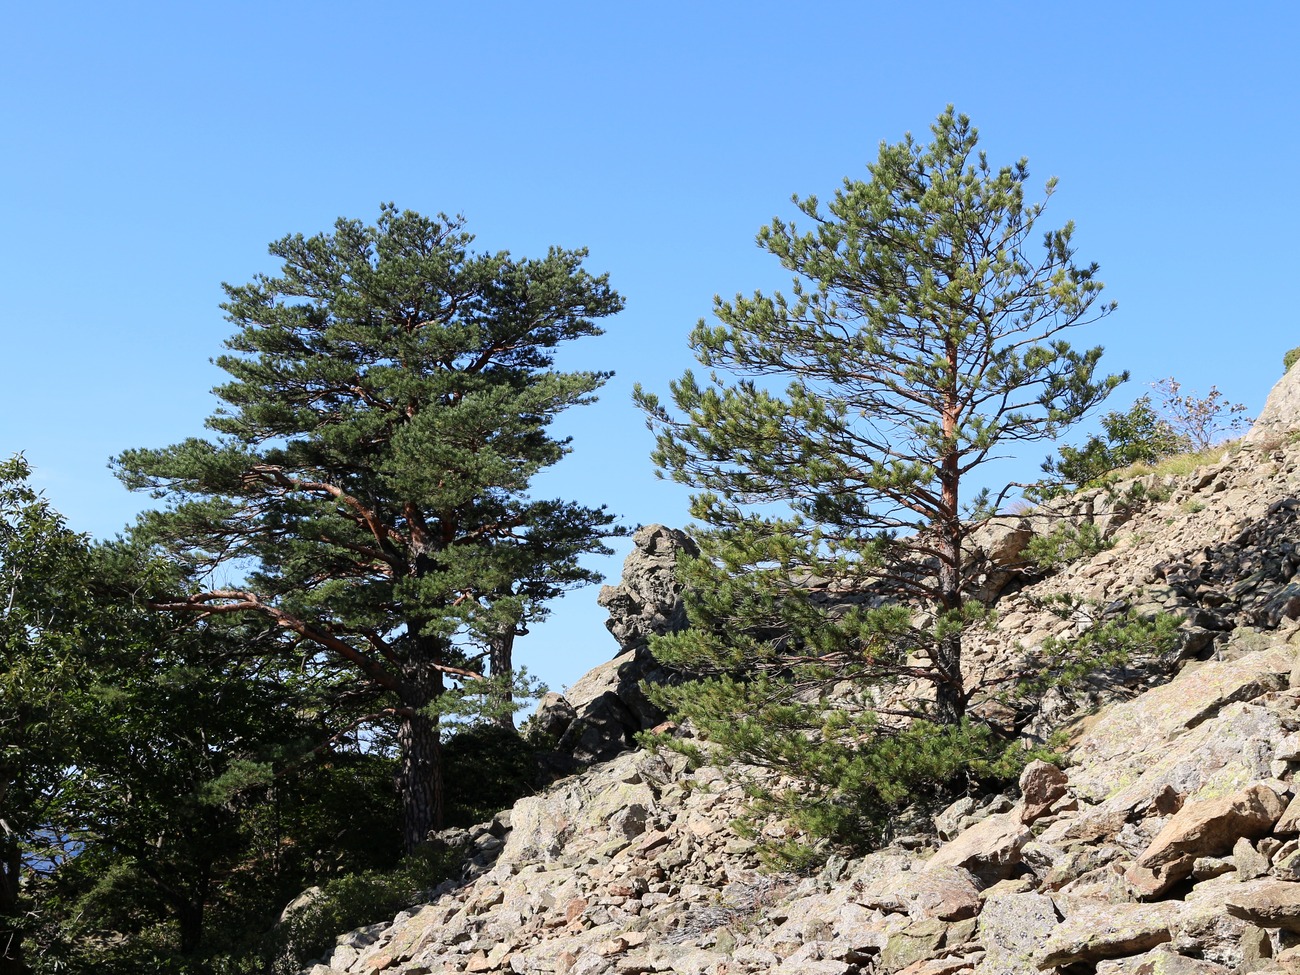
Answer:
[
  {"left": 117, "top": 206, "right": 623, "bottom": 851},
  {"left": 636, "top": 109, "right": 1124, "bottom": 851}
]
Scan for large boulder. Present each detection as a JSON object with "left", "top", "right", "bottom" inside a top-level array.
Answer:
[{"left": 1136, "top": 783, "right": 1286, "bottom": 879}]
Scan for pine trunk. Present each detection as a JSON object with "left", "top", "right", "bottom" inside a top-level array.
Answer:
[
  {"left": 934, "top": 346, "right": 965, "bottom": 725},
  {"left": 176, "top": 901, "right": 204, "bottom": 956},
  {"left": 487, "top": 627, "right": 516, "bottom": 730},
  {"left": 397, "top": 633, "right": 446, "bottom": 853}
]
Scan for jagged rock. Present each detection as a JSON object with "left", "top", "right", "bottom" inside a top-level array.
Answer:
[
  {"left": 933, "top": 797, "right": 976, "bottom": 841},
  {"left": 1036, "top": 901, "right": 1185, "bottom": 969},
  {"left": 1172, "top": 893, "right": 1274, "bottom": 970},
  {"left": 1135, "top": 782, "right": 1286, "bottom": 890},
  {"left": 1045, "top": 696, "right": 1291, "bottom": 849},
  {"left": 926, "top": 811, "right": 1031, "bottom": 884},
  {"left": 1224, "top": 878, "right": 1300, "bottom": 932},
  {"left": 1235, "top": 835, "right": 1271, "bottom": 880},
  {"left": 1066, "top": 647, "right": 1293, "bottom": 805},
  {"left": 899, "top": 957, "right": 983, "bottom": 975},
  {"left": 533, "top": 692, "right": 577, "bottom": 738},
  {"left": 597, "top": 524, "right": 698, "bottom": 653},
  {"left": 539, "top": 526, "right": 698, "bottom": 769},
  {"left": 1244, "top": 360, "right": 1300, "bottom": 447}
]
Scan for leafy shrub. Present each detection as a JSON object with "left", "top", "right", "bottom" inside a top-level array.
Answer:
[
  {"left": 1286, "top": 347, "right": 1300, "bottom": 372},
  {"left": 1150, "top": 377, "right": 1251, "bottom": 451},
  {"left": 1038, "top": 380, "right": 1250, "bottom": 497}
]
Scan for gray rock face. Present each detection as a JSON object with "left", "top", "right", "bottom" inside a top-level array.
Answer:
[
  {"left": 536, "top": 525, "right": 697, "bottom": 767},
  {"left": 974, "top": 891, "right": 1060, "bottom": 974},
  {"left": 597, "top": 524, "right": 698, "bottom": 653},
  {"left": 1244, "top": 359, "right": 1300, "bottom": 447},
  {"left": 1036, "top": 901, "right": 1184, "bottom": 968}
]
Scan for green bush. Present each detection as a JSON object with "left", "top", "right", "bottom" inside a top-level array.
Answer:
[
  {"left": 1285, "top": 347, "right": 1300, "bottom": 372},
  {"left": 1024, "top": 521, "right": 1111, "bottom": 569},
  {"left": 1036, "top": 395, "right": 1186, "bottom": 495},
  {"left": 266, "top": 850, "right": 457, "bottom": 974}
]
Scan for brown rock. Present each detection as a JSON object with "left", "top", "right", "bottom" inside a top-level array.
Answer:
[
  {"left": 1126, "top": 861, "right": 1178, "bottom": 899},
  {"left": 1224, "top": 878, "right": 1300, "bottom": 932},
  {"left": 1064, "top": 649, "right": 1292, "bottom": 806},
  {"left": 927, "top": 812, "right": 1031, "bottom": 883},
  {"left": 563, "top": 897, "right": 589, "bottom": 923},
  {"left": 1137, "top": 783, "right": 1286, "bottom": 883},
  {"left": 1019, "top": 761, "right": 1068, "bottom": 824}
]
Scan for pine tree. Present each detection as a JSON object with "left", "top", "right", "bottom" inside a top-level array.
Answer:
[
  {"left": 116, "top": 206, "right": 624, "bottom": 851},
  {"left": 635, "top": 109, "right": 1124, "bottom": 851}
]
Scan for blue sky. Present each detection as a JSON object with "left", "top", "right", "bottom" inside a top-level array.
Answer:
[{"left": 3, "top": 2, "right": 1297, "bottom": 695}]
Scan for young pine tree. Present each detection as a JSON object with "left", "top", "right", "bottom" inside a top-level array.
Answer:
[{"left": 636, "top": 108, "right": 1124, "bottom": 853}]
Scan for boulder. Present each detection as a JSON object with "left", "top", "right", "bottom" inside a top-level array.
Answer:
[
  {"left": 1094, "top": 948, "right": 1232, "bottom": 973},
  {"left": 1036, "top": 901, "right": 1185, "bottom": 969},
  {"left": 926, "top": 811, "right": 1031, "bottom": 884},
  {"left": 974, "top": 891, "right": 1060, "bottom": 974},
  {"left": 1224, "top": 878, "right": 1300, "bottom": 933},
  {"left": 855, "top": 865, "right": 982, "bottom": 921},
  {"left": 879, "top": 918, "right": 949, "bottom": 973},
  {"left": 1135, "top": 783, "right": 1286, "bottom": 887},
  {"left": 1018, "top": 760, "right": 1069, "bottom": 824}
]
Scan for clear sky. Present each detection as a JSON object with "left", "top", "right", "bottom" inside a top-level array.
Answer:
[{"left": 3, "top": 2, "right": 1297, "bottom": 697}]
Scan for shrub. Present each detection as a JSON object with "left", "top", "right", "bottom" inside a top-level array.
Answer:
[
  {"left": 1024, "top": 521, "right": 1111, "bottom": 569},
  {"left": 1038, "top": 395, "right": 1184, "bottom": 494},
  {"left": 1286, "top": 347, "right": 1300, "bottom": 372}
]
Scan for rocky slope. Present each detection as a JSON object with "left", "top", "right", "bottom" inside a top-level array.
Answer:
[{"left": 305, "top": 366, "right": 1300, "bottom": 975}]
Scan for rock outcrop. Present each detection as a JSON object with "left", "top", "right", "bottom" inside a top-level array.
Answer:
[
  {"left": 536, "top": 525, "right": 697, "bottom": 768},
  {"left": 306, "top": 370, "right": 1300, "bottom": 974}
]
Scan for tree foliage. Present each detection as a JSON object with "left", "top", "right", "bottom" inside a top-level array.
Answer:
[
  {"left": 115, "top": 206, "right": 624, "bottom": 852},
  {"left": 0, "top": 455, "right": 103, "bottom": 975},
  {"left": 637, "top": 108, "right": 1124, "bottom": 854},
  {"left": 1038, "top": 394, "right": 1183, "bottom": 490}
]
